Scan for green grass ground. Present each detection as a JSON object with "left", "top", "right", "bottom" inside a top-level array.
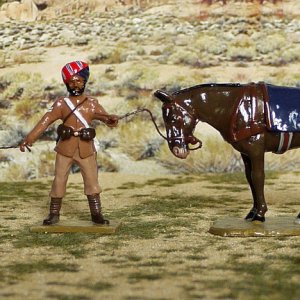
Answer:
[{"left": 0, "top": 171, "right": 299, "bottom": 299}]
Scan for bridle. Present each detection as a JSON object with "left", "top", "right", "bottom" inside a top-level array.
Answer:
[{"left": 161, "top": 102, "right": 202, "bottom": 151}]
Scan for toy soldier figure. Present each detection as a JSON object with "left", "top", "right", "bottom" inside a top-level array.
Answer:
[{"left": 20, "top": 61, "right": 118, "bottom": 225}]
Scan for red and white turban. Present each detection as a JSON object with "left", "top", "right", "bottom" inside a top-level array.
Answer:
[{"left": 61, "top": 61, "right": 89, "bottom": 83}]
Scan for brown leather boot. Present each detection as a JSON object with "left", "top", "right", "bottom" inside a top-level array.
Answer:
[
  {"left": 87, "top": 194, "right": 109, "bottom": 224},
  {"left": 43, "top": 198, "right": 62, "bottom": 225}
]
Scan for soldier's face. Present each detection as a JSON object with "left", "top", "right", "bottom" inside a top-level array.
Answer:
[{"left": 67, "top": 75, "right": 86, "bottom": 96}]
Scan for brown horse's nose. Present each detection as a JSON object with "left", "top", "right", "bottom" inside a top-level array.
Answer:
[{"left": 172, "top": 146, "right": 189, "bottom": 159}]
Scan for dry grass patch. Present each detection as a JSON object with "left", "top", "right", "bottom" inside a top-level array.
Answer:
[{"left": 0, "top": 172, "right": 299, "bottom": 299}]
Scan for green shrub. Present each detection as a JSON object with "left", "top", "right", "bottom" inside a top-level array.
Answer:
[
  {"left": 1, "top": 72, "right": 45, "bottom": 101},
  {"left": 115, "top": 119, "right": 161, "bottom": 160},
  {"left": 38, "top": 149, "right": 56, "bottom": 177},
  {"left": 2, "top": 162, "right": 30, "bottom": 181},
  {"left": 280, "top": 45, "right": 300, "bottom": 64},
  {"left": 227, "top": 35, "right": 256, "bottom": 61},
  {"left": 14, "top": 98, "right": 40, "bottom": 119},
  {"left": 195, "top": 34, "right": 227, "bottom": 55},
  {"left": 227, "top": 45, "right": 256, "bottom": 61},
  {"left": 0, "top": 50, "right": 6, "bottom": 68},
  {"left": 169, "top": 49, "right": 199, "bottom": 66},
  {"left": 256, "top": 33, "right": 286, "bottom": 54},
  {"left": 97, "top": 152, "right": 119, "bottom": 172},
  {"left": 10, "top": 49, "right": 45, "bottom": 65},
  {"left": 118, "top": 65, "right": 160, "bottom": 90}
]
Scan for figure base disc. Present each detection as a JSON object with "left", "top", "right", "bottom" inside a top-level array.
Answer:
[
  {"left": 209, "top": 216, "right": 300, "bottom": 237},
  {"left": 30, "top": 220, "right": 121, "bottom": 234}
]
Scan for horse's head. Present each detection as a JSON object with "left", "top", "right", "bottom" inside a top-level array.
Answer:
[{"left": 154, "top": 90, "right": 202, "bottom": 159}]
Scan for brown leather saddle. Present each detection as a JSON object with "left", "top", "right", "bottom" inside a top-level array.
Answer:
[{"left": 229, "top": 82, "right": 266, "bottom": 142}]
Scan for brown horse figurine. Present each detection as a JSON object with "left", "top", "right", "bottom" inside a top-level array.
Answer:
[{"left": 154, "top": 82, "right": 300, "bottom": 223}]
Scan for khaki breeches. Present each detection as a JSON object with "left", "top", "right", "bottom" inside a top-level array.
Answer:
[{"left": 50, "top": 149, "right": 101, "bottom": 198}]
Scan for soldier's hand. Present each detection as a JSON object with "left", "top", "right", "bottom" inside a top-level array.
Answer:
[
  {"left": 105, "top": 115, "right": 119, "bottom": 127},
  {"left": 19, "top": 140, "right": 32, "bottom": 152}
]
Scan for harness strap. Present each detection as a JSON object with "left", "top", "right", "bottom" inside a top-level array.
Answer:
[
  {"left": 275, "top": 132, "right": 293, "bottom": 154},
  {"left": 64, "top": 97, "right": 90, "bottom": 128},
  {"left": 63, "top": 98, "right": 100, "bottom": 151}
]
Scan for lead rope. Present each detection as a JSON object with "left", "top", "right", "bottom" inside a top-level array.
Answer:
[
  {"left": 118, "top": 108, "right": 168, "bottom": 140},
  {"left": 0, "top": 145, "right": 31, "bottom": 151},
  {"left": 0, "top": 108, "right": 168, "bottom": 150}
]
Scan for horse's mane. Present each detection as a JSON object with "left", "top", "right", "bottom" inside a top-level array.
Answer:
[{"left": 172, "top": 83, "right": 243, "bottom": 96}]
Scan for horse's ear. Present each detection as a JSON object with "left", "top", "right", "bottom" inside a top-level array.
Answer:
[{"left": 154, "top": 90, "right": 173, "bottom": 103}]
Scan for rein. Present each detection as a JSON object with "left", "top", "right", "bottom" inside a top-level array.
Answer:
[
  {"left": 118, "top": 108, "right": 168, "bottom": 140},
  {"left": 0, "top": 108, "right": 201, "bottom": 151},
  {"left": 0, "top": 144, "right": 32, "bottom": 151},
  {"left": 0, "top": 108, "right": 168, "bottom": 151}
]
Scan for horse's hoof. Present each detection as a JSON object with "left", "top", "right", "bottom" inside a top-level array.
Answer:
[
  {"left": 251, "top": 214, "right": 265, "bottom": 223},
  {"left": 245, "top": 208, "right": 258, "bottom": 221},
  {"left": 245, "top": 210, "right": 257, "bottom": 221}
]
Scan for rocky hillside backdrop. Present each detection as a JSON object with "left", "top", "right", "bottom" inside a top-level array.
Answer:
[
  {"left": 2, "top": 0, "right": 170, "bottom": 21},
  {"left": 0, "top": 0, "right": 300, "bottom": 180}
]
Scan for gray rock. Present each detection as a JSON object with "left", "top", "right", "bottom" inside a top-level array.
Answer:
[
  {"left": 2, "top": 36, "right": 14, "bottom": 47},
  {"left": 39, "top": 33, "right": 52, "bottom": 42},
  {"left": 58, "top": 28, "right": 76, "bottom": 41},
  {"left": 74, "top": 37, "right": 89, "bottom": 46}
]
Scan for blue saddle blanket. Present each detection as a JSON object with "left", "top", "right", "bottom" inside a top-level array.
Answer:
[{"left": 266, "top": 84, "right": 300, "bottom": 132}]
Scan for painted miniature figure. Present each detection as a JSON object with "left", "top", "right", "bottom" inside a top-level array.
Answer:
[
  {"left": 154, "top": 82, "right": 300, "bottom": 223},
  {"left": 20, "top": 61, "right": 118, "bottom": 225}
]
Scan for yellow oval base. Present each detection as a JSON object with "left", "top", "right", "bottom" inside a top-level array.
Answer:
[
  {"left": 30, "top": 220, "right": 121, "bottom": 234},
  {"left": 209, "top": 216, "right": 300, "bottom": 237}
]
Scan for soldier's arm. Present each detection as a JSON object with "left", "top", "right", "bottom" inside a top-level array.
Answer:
[
  {"left": 93, "top": 98, "right": 119, "bottom": 127},
  {"left": 20, "top": 99, "right": 63, "bottom": 152}
]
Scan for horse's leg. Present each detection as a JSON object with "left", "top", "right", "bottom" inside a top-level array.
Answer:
[
  {"left": 248, "top": 153, "right": 268, "bottom": 222},
  {"left": 295, "top": 213, "right": 300, "bottom": 224},
  {"left": 241, "top": 153, "right": 258, "bottom": 220}
]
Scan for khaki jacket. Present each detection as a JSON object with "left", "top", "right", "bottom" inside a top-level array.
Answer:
[{"left": 25, "top": 96, "right": 110, "bottom": 158}]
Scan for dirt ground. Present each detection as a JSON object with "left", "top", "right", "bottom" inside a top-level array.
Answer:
[{"left": 0, "top": 170, "right": 299, "bottom": 300}]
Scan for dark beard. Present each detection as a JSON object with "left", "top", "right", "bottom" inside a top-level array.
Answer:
[{"left": 67, "top": 84, "right": 85, "bottom": 96}]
